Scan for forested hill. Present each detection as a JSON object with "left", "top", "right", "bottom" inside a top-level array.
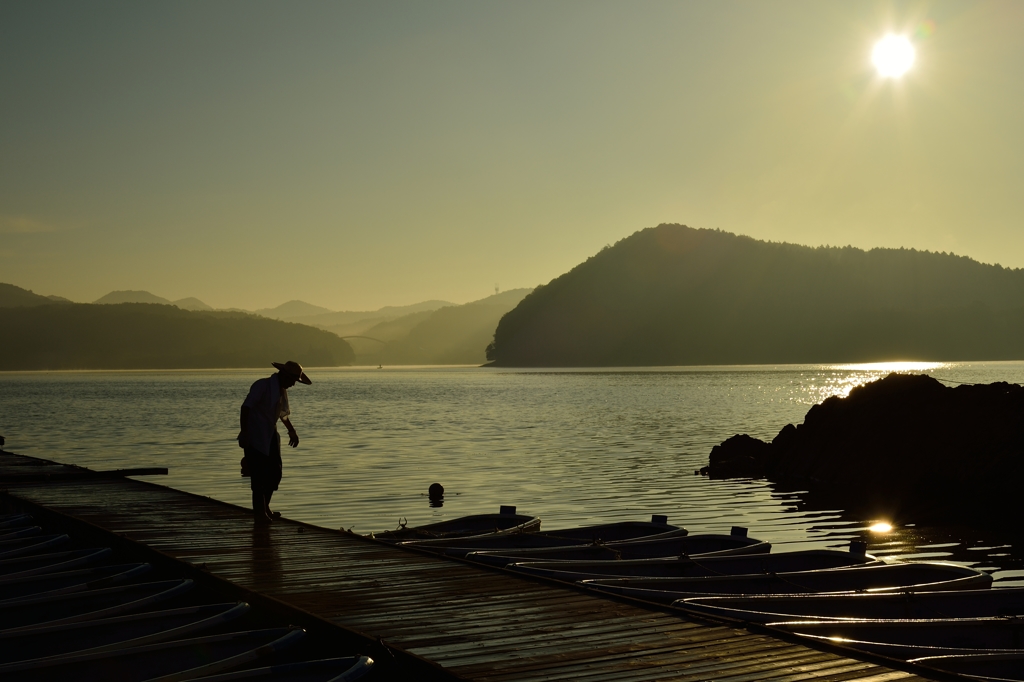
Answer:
[
  {"left": 1, "top": 303, "right": 354, "bottom": 370},
  {"left": 486, "top": 224, "right": 1024, "bottom": 367},
  {"left": 0, "top": 283, "right": 61, "bottom": 307}
]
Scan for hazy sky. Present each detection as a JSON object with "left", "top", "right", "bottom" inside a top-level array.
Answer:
[{"left": 2, "top": 1, "right": 1022, "bottom": 310}]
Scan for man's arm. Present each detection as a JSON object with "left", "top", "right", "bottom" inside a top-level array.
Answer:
[{"left": 282, "top": 417, "right": 299, "bottom": 448}]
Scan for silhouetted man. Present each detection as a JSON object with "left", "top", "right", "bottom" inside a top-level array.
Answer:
[{"left": 239, "top": 361, "right": 311, "bottom": 523}]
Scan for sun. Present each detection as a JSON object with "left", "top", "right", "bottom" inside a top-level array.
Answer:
[{"left": 872, "top": 35, "right": 915, "bottom": 78}]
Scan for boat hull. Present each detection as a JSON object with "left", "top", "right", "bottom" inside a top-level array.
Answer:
[
  {"left": 511, "top": 549, "right": 879, "bottom": 582},
  {"left": 1, "top": 626, "right": 306, "bottom": 682},
  {"left": 911, "top": 651, "right": 1024, "bottom": 680},
  {"left": 403, "top": 522, "right": 688, "bottom": 557},
  {"left": 582, "top": 562, "right": 990, "bottom": 603},
  {"left": 468, "top": 533, "right": 770, "bottom": 567},
  {"left": 373, "top": 513, "right": 540, "bottom": 541},
  {"left": 0, "top": 602, "right": 250, "bottom": 666},
  {"left": 0, "top": 579, "right": 194, "bottom": 632},
  {"left": 679, "top": 585, "right": 1024, "bottom": 623}
]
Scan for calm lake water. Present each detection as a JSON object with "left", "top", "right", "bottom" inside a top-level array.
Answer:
[{"left": 2, "top": 362, "right": 1024, "bottom": 586}]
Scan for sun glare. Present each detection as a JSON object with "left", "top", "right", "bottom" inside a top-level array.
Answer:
[
  {"left": 869, "top": 522, "right": 894, "bottom": 533},
  {"left": 872, "top": 35, "right": 915, "bottom": 77}
]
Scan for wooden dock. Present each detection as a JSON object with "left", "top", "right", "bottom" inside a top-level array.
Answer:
[{"left": 0, "top": 451, "right": 938, "bottom": 682}]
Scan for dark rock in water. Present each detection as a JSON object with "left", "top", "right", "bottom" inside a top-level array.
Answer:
[
  {"left": 707, "top": 434, "right": 772, "bottom": 479},
  {"left": 705, "top": 373, "right": 1024, "bottom": 524}
]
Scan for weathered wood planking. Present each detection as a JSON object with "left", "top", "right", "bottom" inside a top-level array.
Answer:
[{"left": 0, "top": 452, "right": 932, "bottom": 682}]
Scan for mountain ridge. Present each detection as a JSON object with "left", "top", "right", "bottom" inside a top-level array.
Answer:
[
  {"left": 487, "top": 224, "right": 1024, "bottom": 366},
  {"left": 0, "top": 283, "right": 63, "bottom": 308}
]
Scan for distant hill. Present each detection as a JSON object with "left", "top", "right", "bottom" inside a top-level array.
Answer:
[
  {"left": 254, "top": 300, "right": 336, "bottom": 320},
  {"left": 172, "top": 297, "right": 213, "bottom": 311},
  {"left": 291, "top": 300, "right": 454, "bottom": 331},
  {"left": 487, "top": 224, "right": 1024, "bottom": 366},
  {"left": 0, "top": 283, "right": 61, "bottom": 308},
  {"left": 0, "top": 303, "right": 354, "bottom": 370},
  {"left": 353, "top": 289, "right": 532, "bottom": 365},
  {"left": 94, "top": 290, "right": 173, "bottom": 305},
  {"left": 350, "top": 311, "right": 436, "bottom": 344},
  {"left": 94, "top": 290, "right": 213, "bottom": 311}
]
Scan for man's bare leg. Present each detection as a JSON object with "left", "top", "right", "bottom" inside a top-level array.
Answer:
[
  {"left": 265, "top": 490, "right": 282, "bottom": 518},
  {"left": 253, "top": 491, "right": 272, "bottom": 523}
]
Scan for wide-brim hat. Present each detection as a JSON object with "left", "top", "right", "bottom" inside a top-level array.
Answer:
[{"left": 272, "top": 361, "right": 312, "bottom": 385}]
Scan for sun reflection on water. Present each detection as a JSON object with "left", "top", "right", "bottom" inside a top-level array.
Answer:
[
  {"left": 791, "top": 362, "right": 950, "bottom": 405},
  {"left": 831, "top": 362, "right": 946, "bottom": 372},
  {"left": 869, "top": 522, "right": 894, "bottom": 533}
]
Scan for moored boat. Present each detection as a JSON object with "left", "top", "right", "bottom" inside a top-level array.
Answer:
[
  {"left": 790, "top": 632, "right": 1021, "bottom": 662},
  {"left": 769, "top": 615, "right": 1024, "bottom": 651},
  {"left": 0, "top": 547, "right": 112, "bottom": 580},
  {"left": 0, "top": 563, "right": 152, "bottom": 603},
  {"left": 467, "top": 530, "right": 769, "bottom": 567},
  {"left": 0, "top": 534, "right": 70, "bottom": 560},
  {"left": 1, "top": 626, "right": 306, "bottom": 681},
  {"left": 185, "top": 655, "right": 375, "bottom": 682},
  {"left": 0, "top": 602, "right": 250, "bottom": 665},
  {"left": 0, "top": 515, "right": 32, "bottom": 529},
  {"left": 581, "top": 561, "right": 990, "bottom": 603},
  {"left": 0, "top": 526, "right": 41, "bottom": 541},
  {"left": 510, "top": 547, "right": 879, "bottom": 582},
  {"left": 402, "top": 517, "right": 687, "bottom": 556},
  {"left": 678, "top": 585, "right": 1024, "bottom": 623},
  {"left": 372, "top": 510, "right": 540, "bottom": 541},
  {"left": 911, "top": 651, "right": 1024, "bottom": 680},
  {"left": 0, "top": 579, "right": 194, "bottom": 632}
]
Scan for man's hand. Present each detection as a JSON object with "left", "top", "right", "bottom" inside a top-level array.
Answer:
[{"left": 283, "top": 419, "right": 299, "bottom": 448}]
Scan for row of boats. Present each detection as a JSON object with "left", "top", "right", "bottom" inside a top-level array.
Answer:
[
  {"left": 375, "top": 509, "right": 1024, "bottom": 681},
  {"left": 0, "top": 511, "right": 374, "bottom": 682}
]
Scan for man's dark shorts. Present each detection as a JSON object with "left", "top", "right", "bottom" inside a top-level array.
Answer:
[{"left": 246, "top": 432, "right": 283, "bottom": 493}]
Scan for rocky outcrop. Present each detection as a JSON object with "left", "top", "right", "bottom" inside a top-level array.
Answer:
[{"left": 705, "top": 373, "right": 1024, "bottom": 523}]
